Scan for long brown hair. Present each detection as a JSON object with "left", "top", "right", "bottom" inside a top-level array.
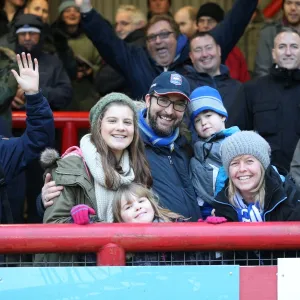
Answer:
[
  {"left": 113, "top": 183, "right": 184, "bottom": 222},
  {"left": 91, "top": 102, "right": 152, "bottom": 189}
]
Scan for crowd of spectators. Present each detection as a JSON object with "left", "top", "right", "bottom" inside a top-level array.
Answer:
[{"left": 2, "top": 0, "right": 300, "bottom": 266}]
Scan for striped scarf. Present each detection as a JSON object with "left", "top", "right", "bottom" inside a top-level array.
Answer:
[
  {"left": 138, "top": 108, "right": 179, "bottom": 151},
  {"left": 233, "top": 192, "right": 263, "bottom": 222}
]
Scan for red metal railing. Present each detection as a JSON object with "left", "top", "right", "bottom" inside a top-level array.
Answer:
[
  {"left": 12, "top": 111, "right": 89, "bottom": 153},
  {"left": 1, "top": 222, "right": 300, "bottom": 265},
  {"left": 0, "top": 223, "right": 285, "bottom": 299}
]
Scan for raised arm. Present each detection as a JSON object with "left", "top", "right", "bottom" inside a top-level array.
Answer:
[
  {"left": 74, "top": 0, "right": 141, "bottom": 77},
  {"left": 0, "top": 53, "right": 54, "bottom": 182},
  {"left": 210, "top": 0, "right": 259, "bottom": 62}
]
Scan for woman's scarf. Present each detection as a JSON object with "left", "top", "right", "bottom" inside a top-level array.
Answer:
[
  {"left": 233, "top": 192, "right": 263, "bottom": 222},
  {"left": 80, "top": 134, "right": 135, "bottom": 222}
]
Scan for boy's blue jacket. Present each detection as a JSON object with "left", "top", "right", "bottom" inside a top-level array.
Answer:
[
  {"left": 0, "top": 92, "right": 54, "bottom": 222},
  {"left": 190, "top": 126, "right": 239, "bottom": 219}
]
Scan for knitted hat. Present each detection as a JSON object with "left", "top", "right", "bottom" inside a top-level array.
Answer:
[
  {"left": 89, "top": 93, "right": 137, "bottom": 131},
  {"left": 196, "top": 2, "right": 225, "bottom": 23},
  {"left": 148, "top": 71, "right": 191, "bottom": 102},
  {"left": 15, "top": 14, "right": 43, "bottom": 34},
  {"left": 188, "top": 86, "right": 228, "bottom": 123},
  {"left": 221, "top": 131, "right": 271, "bottom": 173},
  {"left": 58, "top": 0, "right": 79, "bottom": 15}
]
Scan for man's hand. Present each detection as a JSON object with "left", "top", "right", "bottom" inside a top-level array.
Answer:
[
  {"left": 11, "top": 53, "right": 39, "bottom": 95},
  {"left": 74, "top": 0, "right": 92, "bottom": 13},
  {"left": 42, "top": 173, "right": 63, "bottom": 208}
]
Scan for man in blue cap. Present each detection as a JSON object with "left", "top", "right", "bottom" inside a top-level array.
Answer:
[{"left": 138, "top": 71, "right": 201, "bottom": 220}]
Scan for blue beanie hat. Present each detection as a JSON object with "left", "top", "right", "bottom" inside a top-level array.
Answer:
[{"left": 188, "top": 86, "right": 228, "bottom": 123}]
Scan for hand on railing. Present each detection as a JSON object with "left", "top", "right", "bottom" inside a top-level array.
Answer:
[
  {"left": 71, "top": 204, "right": 96, "bottom": 225},
  {"left": 198, "top": 216, "right": 227, "bottom": 224}
]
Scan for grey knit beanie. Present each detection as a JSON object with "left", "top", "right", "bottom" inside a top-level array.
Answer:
[
  {"left": 58, "top": 0, "right": 78, "bottom": 15},
  {"left": 221, "top": 131, "right": 271, "bottom": 173},
  {"left": 89, "top": 92, "right": 137, "bottom": 131}
]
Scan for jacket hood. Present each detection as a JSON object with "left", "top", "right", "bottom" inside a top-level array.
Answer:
[
  {"left": 125, "top": 28, "right": 145, "bottom": 44},
  {"left": 193, "top": 126, "right": 239, "bottom": 163},
  {"left": 0, "top": 47, "right": 16, "bottom": 61}
]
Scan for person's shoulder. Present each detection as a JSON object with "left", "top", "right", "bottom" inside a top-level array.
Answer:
[
  {"left": 260, "top": 20, "right": 281, "bottom": 34},
  {"left": 40, "top": 51, "right": 60, "bottom": 61}
]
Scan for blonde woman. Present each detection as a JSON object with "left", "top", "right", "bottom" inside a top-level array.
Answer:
[{"left": 212, "top": 131, "right": 300, "bottom": 222}]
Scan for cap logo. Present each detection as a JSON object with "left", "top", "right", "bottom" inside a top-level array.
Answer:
[
  {"left": 150, "top": 83, "right": 157, "bottom": 88},
  {"left": 170, "top": 74, "right": 182, "bottom": 86}
]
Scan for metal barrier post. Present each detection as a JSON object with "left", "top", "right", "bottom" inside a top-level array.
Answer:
[
  {"left": 97, "top": 243, "right": 126, "bottom": 266},
  {"left": 12, "top": 111, "right": 90, "bottom": 153},
  {"left": 62, "top": 121, "right": 78, "bottom": 153}
]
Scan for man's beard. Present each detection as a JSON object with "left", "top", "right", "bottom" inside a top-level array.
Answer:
[
  {"left": 15, "top": 42, "right": 43, "bottom": 59},
  {"left": 147, "top": 109, "right": 182, "bottom": 137}
]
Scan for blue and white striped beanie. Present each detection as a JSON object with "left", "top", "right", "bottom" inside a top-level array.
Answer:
[{"left": 188, "top": 86, "right": 228, "bottom": 124}]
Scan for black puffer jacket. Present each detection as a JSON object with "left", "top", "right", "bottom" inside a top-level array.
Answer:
[
  {"left": 180, "top": 64, "right": 241, "bottom": 113},
  {"left": 227, "top": 65, "right": 300, "bottom": 173},
  {"left": 213, "top": 165, "right": 300, "bottom": 222}
]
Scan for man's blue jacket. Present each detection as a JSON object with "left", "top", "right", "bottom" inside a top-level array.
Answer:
[{"left": 0, "top": 91, "right": 54, "bottom": 222}]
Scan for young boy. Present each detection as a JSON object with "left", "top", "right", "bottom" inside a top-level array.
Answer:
[{"left": 188, "top": 86, "right": 239, "bottom": 219}]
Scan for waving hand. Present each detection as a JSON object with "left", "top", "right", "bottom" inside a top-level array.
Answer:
[
  {"left": 74, "top": 0, "right": 92, "bottom": 13},
  {"left": 11, "top": 52, "right": 39, "bottom": 95}
]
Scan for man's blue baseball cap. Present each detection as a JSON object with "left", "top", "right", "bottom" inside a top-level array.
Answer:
[{"left": 148, "top": 71, "right": 191, "bottom": 102}]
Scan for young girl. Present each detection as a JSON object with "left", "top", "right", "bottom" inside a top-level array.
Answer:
[
  {"left": 112, "top": 183, "right": 184, "bottom": 223},
  {"left": 35, "top": 92, "right": 152, "bottom": 264},
  {"left": 213, "top": 130, "right": 300, "bottom": 222}
]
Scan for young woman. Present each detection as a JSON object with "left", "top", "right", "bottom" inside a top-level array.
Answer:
[
  {"left": 52, "top": 0, "right": 101, "bottom": 111},
  {"left": 213, "top": 131, "right": 300, "bottom": 222},
  {"left": 41, "top": 93, "right": 152, "bottom": 225}
]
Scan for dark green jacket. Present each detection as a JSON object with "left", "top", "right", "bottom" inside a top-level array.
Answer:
[{"left": 0, "top": 47, "right": 17, "bottom": 128}]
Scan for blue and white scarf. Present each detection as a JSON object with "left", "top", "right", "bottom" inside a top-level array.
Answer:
[
  {"left": 233, "top": 192, "right": 263, "bottom": 222},
  {"left": 138, "top": 108, "right": 179, "bottom": 151}
]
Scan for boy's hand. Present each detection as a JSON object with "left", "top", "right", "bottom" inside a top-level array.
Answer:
[
  {"left": 206, "top": 216, "right": 227, "bottom": 224},
  {"left": 71, "top": 204, "right": 96, "bottom": 225}
]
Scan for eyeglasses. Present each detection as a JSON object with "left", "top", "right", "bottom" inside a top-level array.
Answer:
[
  {"left": 151, "top": 95, "right": 187, "bottom": 112},
  {"left": 146, "top": 31, "right": 174, "bottom": 43}
]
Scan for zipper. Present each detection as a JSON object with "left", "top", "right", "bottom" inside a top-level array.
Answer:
[
  {"left": 168, "top": 156, "right": 173, "bottom": 165},
  {"left": 263, "top": 196, "right": 287, "bottom": 221}
]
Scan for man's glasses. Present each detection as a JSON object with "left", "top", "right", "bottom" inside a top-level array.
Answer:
[
  {"left": 146, "top": 31, "right": 174, "bottom": 43},
  {"left": 151, "top": 95, "right": 187, "bottom": 112}
]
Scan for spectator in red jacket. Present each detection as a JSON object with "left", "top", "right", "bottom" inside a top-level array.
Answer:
[{"left": 196, "top": 2, "right": 250, "bottom": 82}]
